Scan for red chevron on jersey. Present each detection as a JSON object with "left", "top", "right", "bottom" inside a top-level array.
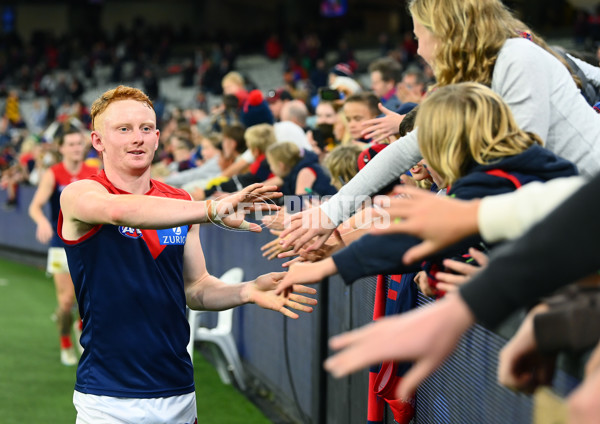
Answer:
[{"left": 142, "top": 229, "right": 166, "bottom": 259}]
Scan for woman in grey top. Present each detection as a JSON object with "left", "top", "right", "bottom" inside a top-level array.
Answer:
[{"left": 280, "top": 0, "right": 600, "bottom": 253}]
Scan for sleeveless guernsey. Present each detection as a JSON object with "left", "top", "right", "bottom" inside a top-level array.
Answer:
[{"left": 58, "top": 171, "right": 195, "bottom": 398}]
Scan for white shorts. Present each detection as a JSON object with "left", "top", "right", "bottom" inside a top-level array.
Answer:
[
  {"left": 47, "top": 247, "right": 70, "bottom": 275},
  {"left": 73, "top": 391, "right": 197, "bottom": 424}
]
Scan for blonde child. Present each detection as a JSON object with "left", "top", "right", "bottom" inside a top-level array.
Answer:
[{"left": 265, "top": 142, "right": 337, "bottom": 197}]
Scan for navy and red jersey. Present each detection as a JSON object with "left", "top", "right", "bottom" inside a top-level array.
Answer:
[
  {"left": 49, "top": 162, "right": 98, "bottom": 247},
  {"left": 248, "top": 153, "right": 274, "bottom": 182},
  {"left": 280, "top": 150, "right": 337, "bottom": 197},
  {"left": 58, "top": 171, "right": 195, "bottom": 398}
]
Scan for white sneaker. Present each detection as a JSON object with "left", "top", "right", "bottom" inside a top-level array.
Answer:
[
  {"left": 61, "top": 347, "right": 78, "bottom": 366},
  {"left": 73, "top": 321, "right": 84, "bottom": 355}
]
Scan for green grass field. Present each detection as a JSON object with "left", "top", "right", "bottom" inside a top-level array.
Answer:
[{"left": 0, "top": 258, "right": 270, "bottom": 423}]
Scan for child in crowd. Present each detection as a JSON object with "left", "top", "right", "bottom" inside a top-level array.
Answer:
[
  {"left": 265, "top": 142, "right": 337, "bottom": 197},
  {"left": 161, "top": 132, "right": 222, "bottom": 190},
  {"left": 167, "top": 135, "right": 197, "bottom": 173},
  {"left": 323, "top": 144, "right": 364, "bottom": 190}
]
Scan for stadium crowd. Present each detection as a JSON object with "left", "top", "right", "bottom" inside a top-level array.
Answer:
[{"left": 2, "top": 0, "right": 600, "bottom": 422}]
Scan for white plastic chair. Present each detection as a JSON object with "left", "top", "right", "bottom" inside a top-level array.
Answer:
[{"left": 186, "top": 267, "right": 246, "bottom": 390}]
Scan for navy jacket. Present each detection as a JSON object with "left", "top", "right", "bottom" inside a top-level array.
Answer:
[
  {"left": 281, "top": 150, "right": 337, "bottom": 196},
  {"left": 332, "top": 144, "right": 578, "bottom": 284}
]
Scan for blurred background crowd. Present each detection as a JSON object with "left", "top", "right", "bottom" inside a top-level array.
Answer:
[{"left": 2, "top": 0, "right": 600, "bottom": 210}]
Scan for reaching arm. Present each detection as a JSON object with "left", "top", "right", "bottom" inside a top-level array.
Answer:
[
  {"left": 183, "top": 224, "right": 317, "bottom": 317},
  {"left": 459, "top": 172, "right": 600, "bottom": 329},
  {"left": 28, "top": 168, "right": 56, "bottom": 244},
  {"left": 478, "top": 176, "right": 586, "bottom": 243},
  {"left": 331, "top": 232, "right": 423, "bottom": 284},
  {"left": 370, "top": 177, "right": 586, "bottom": 263},
  {"left": 319, "top": 129, "right": 421, "bottom": 226},
  {"left": 359, "top": 103, "right": 404, "bottom": 143},
  {"left": 279, "top": 131, "right": 421, "bottom": 253},
  {"left": 567, "top": 54, "right": 600, "bottom": 89},
  {"left": 60, "top": 180, "right": 281, "bottom": 240},
  {"left": 60, "top": 179, "right": 215, "bottom": 238}
]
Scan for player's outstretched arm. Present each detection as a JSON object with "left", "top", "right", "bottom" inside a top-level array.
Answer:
[
  {"left": 242, "top": 272, "right": 318, "bottom": 319},
  {"left": 183, "top": 226, "right": 316, "bottom": 316},
  {"left": 61, "top": 181, "right": 281, "bottom": 239}
]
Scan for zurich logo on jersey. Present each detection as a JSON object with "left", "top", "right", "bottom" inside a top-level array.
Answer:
[
  {"left": 157, "top": 226, "right": 188, "bottom": 245},
  {"left": 118, "top": 226, "right": 143, "bottom": 239}
]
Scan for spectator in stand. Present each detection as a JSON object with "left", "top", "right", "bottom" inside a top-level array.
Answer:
[
  {"left": 199, "top": 56, "right": 226, "bottom": 95},
  {"left": 309, "top": 58, "right": 329, "bottom": 97},
  {"left": 217, "top": 124, "right": 246, "bottom": 172},
  {"left": 280, "top": 100, "right": 309, "bottom": 131},
  {"left": 163, "top": 132, "right": 225, "bottom": 191},
  {"left": 240, "top": 90, "right": 275, "bottom": 129},
  {"left": 193, "top": 123, "right": 277, "bottom": 200},
  {"left": 265, "top": 33, "right": 283, "bottom": 60},
  {"left": 266, "top": 88, "right": 294, "bottom": 121},
  {"left": 336, "top": 39, "right": 357, "bottom": 72},
  {"left": 323, "top": 144, "right": 364, "bottom": 190},
  {"left": 342, "top": 93, "right": 385, "bottom": 144},
  {"left": 180, "top": 59, "right": 196, "bottom": 88},
  {"left": 401, "top": 30, "right": 419, "bottom": 63},
  {"left": 210, "top": 94, "right": 243, "bottom": 133},
  {"left": 266, "top": 141, "right": 337, "bottom": 197},
  {"left": 396, "top": 67, "right": 428, "bottom": 105},
  {"left": 221, "top": 71, "right": 248, "bottom": 108},
  {"left": 588, "top": 4, "right": 600, "bottom": 43},
  {"left": 309, "top": 100, "right": 345, "bottom": 156},
  {"left": 167, "top": 134, "right": 197, "bottom": 174},
  {"left": 4, "top": 89, "right": 25, "bottom": 128},
  {"left": 330, "top": 74, "right": 362, "bottom": 100},
  {"left": 369, "top": 57, "right": 404, "bottom": 112},
  {"left": 142, "top": 68, "right": 160, "bottom": 101},
  {"left": 68, "top": 76, "right": 85, "bottom": 103},
  {"left": 328, "top": 62, "right": 354, "bottom": 87}
]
